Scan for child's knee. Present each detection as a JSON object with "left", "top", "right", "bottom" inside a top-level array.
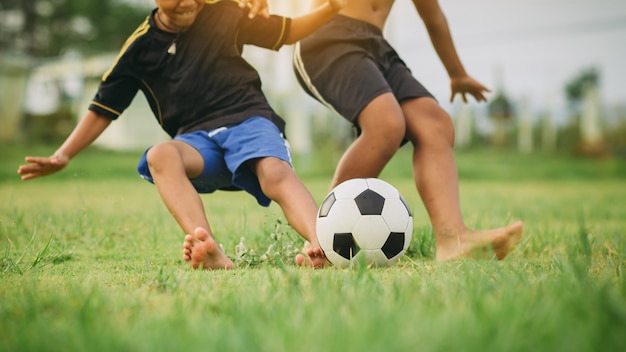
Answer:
[
  {"left": 146, "top": 143, "right": 178, "bottom": 171},
  {"left": 257, "top": 158, "right": 293, "bottom": 187},
  {"left": 410, "top": 112, "right": 455, "bottom": 147}
]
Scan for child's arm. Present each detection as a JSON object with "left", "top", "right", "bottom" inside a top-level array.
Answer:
[
  {"left": 413, "top": 0, "right": 490, "bottom": 102},
  {"left": 18, "top": 110, "right": 112, "bottom": 180},
  {"left": 284, "top": 0, "right": 345, "bottom": 44}
]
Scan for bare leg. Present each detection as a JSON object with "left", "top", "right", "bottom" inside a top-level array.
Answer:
[
  {"left": 330, "top": 94, "right": 522, "bottom": 261},
  {"left": 146, "top": 141, "right": 234, "bottom": 269},
  {"left": 402, "top": 97, "right": 523, "bottom": 260},
  {"left": 312, "top": 94, "right": 402, "bottom": 266},
  {"left": 330, "top": 93, "right": 406, "bottom": 187},
  {"left": 251, "top": 157, "right": 326, "bottom": 268}
]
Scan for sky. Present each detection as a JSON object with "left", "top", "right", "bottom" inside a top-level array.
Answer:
[{"left": 384, "top": 0, "right": 626, "bottom": 112}]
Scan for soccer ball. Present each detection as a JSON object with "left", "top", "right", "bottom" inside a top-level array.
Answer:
[{"left": 316, "top": 178, "right": 413, "bottom": 268}]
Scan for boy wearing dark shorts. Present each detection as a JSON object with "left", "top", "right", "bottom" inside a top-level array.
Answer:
[
  {"left": 18, "top": 0, "right": 346, "bottom": 270},
  {"left": 294, "top": 0, "right": 523, "bottom": 261},
  {"left": 294, "top": 14, "right": 433, "bottom": 127}
]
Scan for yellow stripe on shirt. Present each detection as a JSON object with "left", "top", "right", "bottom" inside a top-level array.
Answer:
[
  {"left": 90, "top": 101, "right": 122, "bottom": 116},
  {"left": 272, "top": 17, "right": 287, "bottom": 51},
  {"left": 102, "top": 19, "right": 150, "bottom": 82}
]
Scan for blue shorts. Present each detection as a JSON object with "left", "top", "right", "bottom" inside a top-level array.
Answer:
[{"left": 137, "top": 117, "right": 293, "bottom": 207}]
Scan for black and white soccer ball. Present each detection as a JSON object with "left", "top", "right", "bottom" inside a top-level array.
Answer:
[{"left": 316, "top": 178, "right": 413, "bottom": 268}]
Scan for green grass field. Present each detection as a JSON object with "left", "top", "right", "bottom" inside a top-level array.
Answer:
[{"left": 1, "top": 144, "right": 625, "bottom": 352}]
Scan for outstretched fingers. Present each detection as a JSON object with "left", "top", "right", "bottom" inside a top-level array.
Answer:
[{"left": 18, "top": 154, "right": 69, "bottom": 180}]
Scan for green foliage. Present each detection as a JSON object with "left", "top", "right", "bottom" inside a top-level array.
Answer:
[
  {"left": 381, "top": 147, "right": 626, "bottom": 181},
  {"left": 4, "top": 144, "right": 625, "bottom": 185},
  {"left": 488, "top": 91, "right": 514, "bottom": 120},
  {"left": 565, "top": 67, "right": 600, "bottom": 103},
  {"left": 4, "top": 0, "right": 150, "bottom": 57},
  {"left": 21, "top": 106, "right": 76, "bottom": 144},
  {"left": 2, "top": 145, "right": 626, "bottom": 351}
]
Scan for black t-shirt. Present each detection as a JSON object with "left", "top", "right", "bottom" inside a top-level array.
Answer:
[{"left": 89, "top": 0, "right": 291, "bottom": 138}]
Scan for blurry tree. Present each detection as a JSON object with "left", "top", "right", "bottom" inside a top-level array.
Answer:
[
  {"left": 487, "top": 90, "right": 514, "bottom": 148},
  {"left": 1, "top": 0, "right": 149, "bottom": 57},
  {"left": 563, "top": 67, "right": 607, "bottom": 156},
  {"left": 565, "top": 67, "right": 599, "bottom": 104}
]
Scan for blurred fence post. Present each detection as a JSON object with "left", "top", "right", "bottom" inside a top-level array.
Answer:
[
  {"left": 517, "top": 96, "right": 533, "bottom": 154},
  {"left": 540, "top": 110, "right": 556, "bottom": 153},
  {"left": 454, "top": 103, "right": 472, "bottom": 148},
  {"left": 0, "top": 55, "right": 32, "bottom": 142},
  {"left": 579, "top": 83, "right": 608, "bottom": 156}
]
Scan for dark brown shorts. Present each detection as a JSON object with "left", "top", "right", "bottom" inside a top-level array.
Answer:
[{"left": 293, "top": 14, "right": 434, "bottom": 125}]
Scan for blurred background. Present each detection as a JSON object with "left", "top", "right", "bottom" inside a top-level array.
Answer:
[{"left": 1, "top": 0, "right": 625, "bottom": 160}]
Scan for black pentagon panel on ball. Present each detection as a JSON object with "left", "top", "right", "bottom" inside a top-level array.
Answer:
[
  {"left": 381, "top": 232, "right": 405, "bottom": 259},
  {"left": 318, "top": 192, "right": 336, "bottom": 217},
  {"left": 354, "top": 189, "right": 385, "bottom": 215},
  {"left": 333, "top": 233, "right": 360, "bottom": 260}
]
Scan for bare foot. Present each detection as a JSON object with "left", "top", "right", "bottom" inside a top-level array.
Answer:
[
  {"left": 182, "top": 227, "right": 235, "bottom": 270},
  {"left": 295, "top": 241, "right": 328, "bottom": 268},
  {"left": 436, "top": 221, "right": 524, "bottom": 261}
]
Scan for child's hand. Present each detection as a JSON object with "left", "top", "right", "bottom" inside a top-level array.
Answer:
[
  {"left": 17, "top": 153, "right": 69, "bottom": 180},
  {"left": 239, "top": 0, "right": 270, "bottom": 19},
  {"left": 329, "top": 0, "right": 346, "bottom": 11},
  {"left": 450, "top": 75, "right": 491, "bottom": 103}
]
